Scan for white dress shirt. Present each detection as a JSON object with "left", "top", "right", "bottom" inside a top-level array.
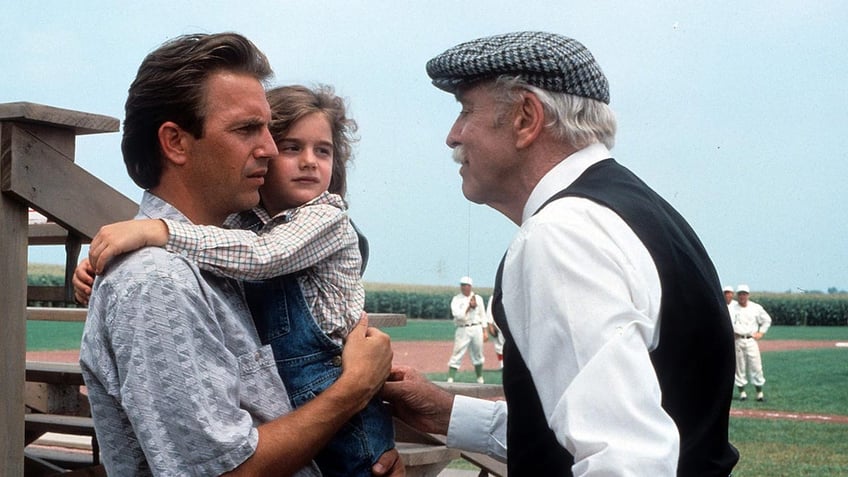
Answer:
[{"left": 448, "top": 143, "right": 680, "bottom": 475}]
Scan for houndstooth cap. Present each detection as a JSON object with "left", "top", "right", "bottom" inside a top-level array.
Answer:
[{"left": 426, "top": 31, "right": 610, "bottom": 104}]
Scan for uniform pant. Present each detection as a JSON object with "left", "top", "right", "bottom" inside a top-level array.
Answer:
[
  {"left": 448, "top": 324, "right": 485, "bottom": 368},
  {"left": 734, "top": 337, "right": 765, "bottom": 387}
]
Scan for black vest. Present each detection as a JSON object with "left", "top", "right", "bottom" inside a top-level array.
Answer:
[{"left": 492, "top": 159, "right": 739, "bottom": 476}]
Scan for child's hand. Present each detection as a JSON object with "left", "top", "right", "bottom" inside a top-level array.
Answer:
[
  {"left": 72, "top": 258, "right": 96, "bottom": 305},
  {"left": 89, "top": 219, "right": 169, "bottom": 274}
]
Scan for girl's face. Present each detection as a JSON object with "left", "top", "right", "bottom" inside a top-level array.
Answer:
[{"left": 260, "top": 112, "right": 334, "bottom": 216}]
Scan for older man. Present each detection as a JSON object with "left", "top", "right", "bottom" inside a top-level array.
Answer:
[{"left": 383, "top": 31, "right": 738, "bottom": 476}]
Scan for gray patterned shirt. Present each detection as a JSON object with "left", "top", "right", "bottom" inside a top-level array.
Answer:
[{"left": 80, "top": 192, "right": 321, "bottom": 476}]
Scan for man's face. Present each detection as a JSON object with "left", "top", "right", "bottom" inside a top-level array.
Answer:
[
  {"left": 460, "top": 283, "right": 472, "bottom": 296},
  {"left": 446, "top": 83, "right": 519, "bottom": 206},
  {"left": 184, "top": 71, "right": 276, "bottom": 223},
  {"left": 261, "top": 112, "right": 334, "bottom": 216},
  {"left": 724, "top": 291, "right": 734, "bottom": 304},
  {"left": 737, "top": 292, "right": 750, "bottom": 306}
]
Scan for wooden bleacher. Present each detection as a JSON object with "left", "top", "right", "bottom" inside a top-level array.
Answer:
[{"left": 2, "top": 101, "right": 135, "bottom": 476}]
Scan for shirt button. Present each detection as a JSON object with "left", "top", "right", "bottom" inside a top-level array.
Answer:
[{"left": 331, "top": 355, "right": 342, "bottom": 367}]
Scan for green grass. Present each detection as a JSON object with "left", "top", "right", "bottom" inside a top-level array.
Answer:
[
  {"left": 27, "top": 263, "right": 65, "bottom": 276},
  {"left": 26, "top": 320, "right": 85, "bottom": 351},
  {"left": 732, "top": 348, "right": 848, "bottom": 416},
  {"left": 763, "top": 325, "right": 848, "bottom": 340},
  {"left": 729, "top": 419, "right": 848, "bottom": 476},
  {"left": 381, "top": 318, "right": 456, "bottom": 341}
]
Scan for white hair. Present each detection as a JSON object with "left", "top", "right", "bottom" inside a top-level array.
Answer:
[{"left": 491, "top": 75, "right": 617, "bottom": 150}]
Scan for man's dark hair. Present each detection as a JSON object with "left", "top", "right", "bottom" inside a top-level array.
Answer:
[{"left": 121, "top": 32, "right": 273, "bottom": 189}]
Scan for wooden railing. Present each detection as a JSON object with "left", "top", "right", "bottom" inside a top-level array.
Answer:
[{"left": 1, "top": 102, "right": 137, "bottom": 476}]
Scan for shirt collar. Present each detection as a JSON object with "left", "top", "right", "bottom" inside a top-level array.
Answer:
[
  {"left": 138, "top": 191, "right": 191, "bottom": 223},
  {"left": 521, "top": 142, "right": 612, "bottom": 223}
]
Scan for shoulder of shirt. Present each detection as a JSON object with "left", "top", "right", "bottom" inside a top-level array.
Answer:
[
  {"left": 97, "top": 246, "right": 202, "bottom": 286},
  {"left": 521, "top": 197, "right": 625, "bottom": 238}
]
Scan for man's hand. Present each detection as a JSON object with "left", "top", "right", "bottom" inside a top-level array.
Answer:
[
  {"left": 381, "top": 365, "right": 454, "bottom": 436},
  {"left": 72, "top": 258, "right": 96, "bottom": 306},
  {"left": 89, "top": 219, "right": 169, "bottom": 274},
  {"left": 371, "top": 447, "right": 406, "bottom": 476},
  {"left": 338, "top": 316, "right": 394, "bottom": 409},
  {"left": 753, "top": 331, "right": 764, "bottom": 340}
]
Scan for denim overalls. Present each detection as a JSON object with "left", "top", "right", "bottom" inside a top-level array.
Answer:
[{"left": 244, "top": 273, "right": 394, "bottom": 476}]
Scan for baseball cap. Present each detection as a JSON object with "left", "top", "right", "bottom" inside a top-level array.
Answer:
[
  {"left": 426, "top": 31, "right": 610, "bottom": 104},
  {"left": 736, "top": 284, "right": 751, "bottom": 294},
  {"left": 459, "top": 276, "right": 473, "bottom": 286},
  {"left": 722, "top": 285, "right": 734, "bottom": 293}
]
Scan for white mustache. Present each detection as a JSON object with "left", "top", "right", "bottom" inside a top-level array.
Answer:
[{"left": 452, "top": 145, "right": 466, "bottom": 164}]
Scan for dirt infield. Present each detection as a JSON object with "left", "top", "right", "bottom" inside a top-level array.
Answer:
[
  {"left": 389, "top": 339, "right": 845, "bottom": 373},
  {"left": 26, "top": 339, "right": 844, "bottom": 373}
]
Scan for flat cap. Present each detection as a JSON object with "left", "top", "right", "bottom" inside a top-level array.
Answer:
[{"left": 426, "top": 31, "right": 609, "bottom": 104}]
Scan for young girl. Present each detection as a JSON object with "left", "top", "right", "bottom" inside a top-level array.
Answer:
[{"left": 82, "top": 85, "right": 395, "bottom": 476}]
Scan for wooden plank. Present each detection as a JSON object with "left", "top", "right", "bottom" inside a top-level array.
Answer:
[
  {"left": 25, "top": 414, "right": 96, "bottom": 446},
  {"left": 436, "top": 382, "right": 505, "bottom": 400},
  {"left": 2, "top": 123, "right": 138, "bottom": 239},
  {"left": 27, "top": 286, "right": 69, "bottom": 303},
  {"left": 25, "top": 414, "right": 95, "bottom": 435},
  {"left": 0, "top": 102, "right": 118, "bottom": 136},
  {"left": 24, "top": 451, "right": 100, "bottom": 475},
  {"left": 26, "top": 362, "right": 85, "bottom": 386},
  {"left": 396, "top": 442, "right": 459, "bottom": 477},
  {"left": 28, "top": 222, "right": 74, "bottom": 245},
  {"left": 23, "top": 453, "right": 68, "bottom": 476},
  {"left": 25, "top": 362, "right": 89, "bottom": 431},
  {"left": 3, "top": 123, "right": 138, "bottom": 237},
  {"left": 25, "top": 382, "right": 89, "bottom": 416},
  {"left": 0, "top": 123, "right": 28, "bottom": 473},
  {"left": 26, "top": 307, "right": 87, "bottom": 322}
]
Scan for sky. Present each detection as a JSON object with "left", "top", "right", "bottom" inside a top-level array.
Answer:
[{"left": 4, "top": 1, "right": 846, "bottom": 293}]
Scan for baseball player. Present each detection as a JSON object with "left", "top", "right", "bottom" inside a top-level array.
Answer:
[
  {"left": 730, "top": 284, "right": 772, "bottom": 401},
  {"left": 723, "top": 285, "right": 737, "bottom": 308},
  {"left": 447, "top": 276, "right": 488, "bottom": 383}
]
